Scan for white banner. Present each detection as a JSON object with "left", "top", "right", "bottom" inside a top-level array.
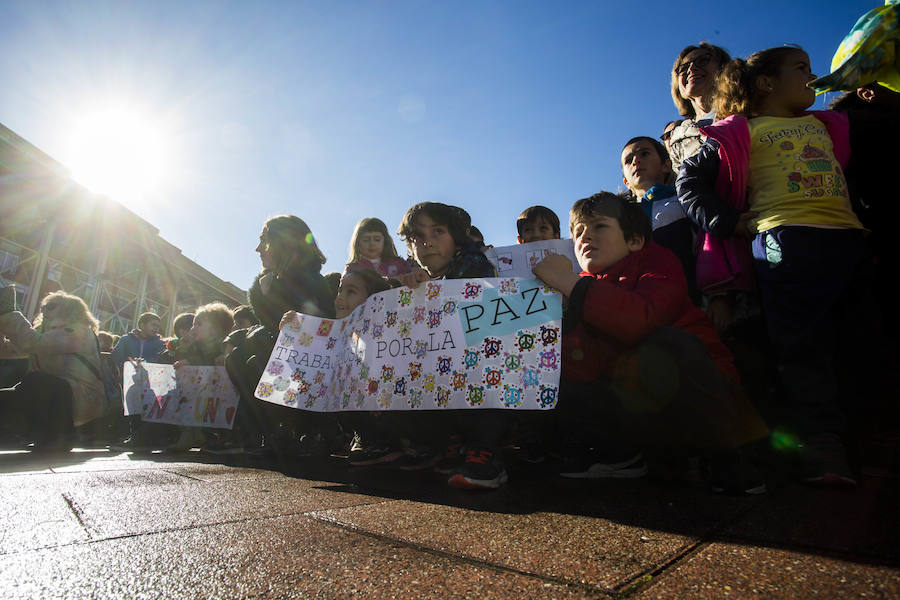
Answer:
[
  {"left": 484, "top": 239, "right": 579, "bottom": 279},
  {"left": 255, "top": 278, "right": 563, "bottom": 411},
  {"left": 123, "top": 363, "right": 239, "bottom": 429}
]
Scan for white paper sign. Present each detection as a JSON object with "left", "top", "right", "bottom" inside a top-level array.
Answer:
[
  {"left": 484, "top": 239, "right": 579, "bottom": 279},
  {"left": 255, "top": 278, "right": 563, "bottom": 411},
  {"left": 123, "top": 363, "right": 239, "bottom": 429}
]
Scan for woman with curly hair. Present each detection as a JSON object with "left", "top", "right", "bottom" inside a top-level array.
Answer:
[{"left": 0, "top": 291, "right": 105, "bottom": 450}]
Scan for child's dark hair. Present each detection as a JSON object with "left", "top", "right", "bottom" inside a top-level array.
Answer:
[
  {"left": 347, "top": 217, "right": 401, "bottom": 264},
  {"left": 623, "top": 136, "right": 671, "bottom": 165},
  {"left": 323, "top": 272, "right": 342, "bottom": 299},
  {"left": 172, "top": 312, "right": 195, "bottom": 336},
  {"left": 569, "top": 192, "right": 651, "bottom": 243},
  {"left": 232, "top": 305, "right": 258, "bottom": 326},
  {"left": 343, "top": 268, "right": 393, "bottom": 297},
  {"left": 469, "top": 225, "right": 484, "bottom": 243},
  {"left": 516, "top": 205, "right": 561, "bottom": 237},
  {"left": 671, "top": 42, "right": 731, "bottom": 118},
  {"left": 714, "top": 46, "right": 806, "bottom": 119},
  {"left": 397, "top": 202, "right": 472, "bottom": 249},
  {"left": 137, "top": 312, "right": 161, "bottom": 328}
]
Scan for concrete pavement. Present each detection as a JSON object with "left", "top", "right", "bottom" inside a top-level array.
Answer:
[{"left": 0, "top": 447, "right": 897, "bottom": 599}]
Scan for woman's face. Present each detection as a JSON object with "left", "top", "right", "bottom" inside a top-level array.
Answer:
[
  {"left": 677, "top": 48, "right": 721, "bottom": 104},
  {"left": 334, "top": 273, "right": 369, "bottom": 319},
  {"left": 358, "top": 231, "right": 385, "bottom": 261},
  {"left": 39, "top": 301, "right": 65, "bottom": 329},
  {"left": 256, "top": 227, "right": 276, "bottom": 270}
]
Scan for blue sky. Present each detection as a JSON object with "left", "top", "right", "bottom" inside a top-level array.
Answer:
[{"left": 0, "top": 0, "right": 876, "bottom": 292}]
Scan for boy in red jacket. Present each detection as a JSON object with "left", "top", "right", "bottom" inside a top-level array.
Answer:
[{"left": 532, "top": 192, "right": 765, "bottom": 493}]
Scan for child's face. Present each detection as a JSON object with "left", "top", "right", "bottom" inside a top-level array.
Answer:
[
  {"left": 621, "top": 141, "right": 672, "bottom": 196},
  {"left": 358, "top": 230, "right": 385, "bottom": 261},
  {"left": 189, "top": 315, "right": 217, "bottom": 345},
  {"left": 518, "top": 216, "right": 559, "bottom": 243},
  {"left": 572, "top": 215, "right": 644, "bottom": 274},
  {"left": 334, "top": 272, "right": 369, "bottom": 319},
  {"left": 409, "top": 213, "right": 456, "bottom": 277},
  {"left": 139, "top": 318, "right": 161, "bottom": 338},
  {"left": 767, "top": 50, "right": 816, "bottom": 115}
]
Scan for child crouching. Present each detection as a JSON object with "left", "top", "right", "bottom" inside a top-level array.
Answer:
[{"left": 532, "top": 192, "right": 766, "bottom": 493}]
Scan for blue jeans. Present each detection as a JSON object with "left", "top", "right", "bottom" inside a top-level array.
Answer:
[{"left": 752, "top": 226, "right": 880, "bottom": 436}]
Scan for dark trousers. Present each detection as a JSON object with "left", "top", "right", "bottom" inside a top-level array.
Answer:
[
  {"left": 557, "top": 328, "right": 760, "bottom": 450},
  {"left": 0, "top": 371, "right": 74, "bottom": 447},
  {"left": 751, "top": 227, "right": 889, "bottom": 437}
]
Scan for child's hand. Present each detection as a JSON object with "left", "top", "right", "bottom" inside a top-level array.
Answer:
[
  {"left": 395, "top": 268, "right": 430, "bottom": 289},
  {"left": 705, "top": 295, "right": 734, "bottom": 334},
  {"left": 532, "top": 254, "right": 581, "bottom": 297},
  {"left": 279, "top": 310, "right": 300, "bottom": 331},
  {"left": 734, "top": 211, "right": 759, "bottom": 238}
]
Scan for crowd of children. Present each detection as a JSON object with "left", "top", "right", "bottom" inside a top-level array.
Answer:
[{"left": 1, "top": 39, "right": 897, "bottom": 495}]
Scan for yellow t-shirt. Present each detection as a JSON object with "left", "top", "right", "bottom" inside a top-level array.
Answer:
[{"left": 748, "top": 115, "right": 862, "bottom": 232}]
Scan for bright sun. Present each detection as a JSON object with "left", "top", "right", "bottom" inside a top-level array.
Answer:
[{"left": 65, "top": 107, "right": 168, "bottom": 205}]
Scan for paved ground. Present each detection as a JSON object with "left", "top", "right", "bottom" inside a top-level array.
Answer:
[{"left": 0, "top": 447, "right": 897, "bottom": 599}]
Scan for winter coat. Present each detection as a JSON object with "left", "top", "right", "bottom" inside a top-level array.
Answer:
[
  {"left": 111, "top": 330, "right": 166, "bottom": 371},
  {"left": 0, "top": 311, "right": 105, "bottom": 426},
  {"left": 562, "top": 242, "right": 737, "bottom": 384}
]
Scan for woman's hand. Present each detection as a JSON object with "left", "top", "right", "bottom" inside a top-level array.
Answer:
[
  {"left": 173, "top": 360, "right": 191, "bottom": 369},
  {"left": 279, "top": 310, "right": 300, "bottom": 331}
]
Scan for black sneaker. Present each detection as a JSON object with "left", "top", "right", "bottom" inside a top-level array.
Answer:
[
  {"left": 559, "top": 448, "right": 648, "bottom": 479},
  {"left": 109, "top": 435, "right": 154, "bottom": 452},
  {"left": 202, "top": 435, "right": 245, "bottom": 455},
  {"left": 709, "top": 451, "right": 767, "bottom": 495},
  {"left": 434, "top": 436, "right": 464, "bottom": 474},
  {"left": 348, "top": 441, "right": 404, "bottom": 466},
  {"left": 448, "top": 445, "right": 508, "bottom": 489},
  {"left": 392, "top": 444, "right": 439, "bottom": 471},
  {"left": 798, "top": 433, "right": 856, "bottom": 486}
]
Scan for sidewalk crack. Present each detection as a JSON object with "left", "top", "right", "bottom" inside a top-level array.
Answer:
[{"left": 61, "top": 493, "right": 93, "bottom": 540}]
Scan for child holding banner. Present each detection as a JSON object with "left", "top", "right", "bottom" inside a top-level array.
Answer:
[
  {"left": 395, "top": 202, "right": 508, "bottom": 489},
  {"left": 532, "top": 192, "right": 766, "bottom": 495},
  {"left": 280, "top": 269, "right": 404, "bottom": 466}
]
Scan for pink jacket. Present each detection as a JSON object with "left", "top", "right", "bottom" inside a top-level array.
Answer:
[{"left": 692, "top": 111, "right": 850, "bottom": 294}]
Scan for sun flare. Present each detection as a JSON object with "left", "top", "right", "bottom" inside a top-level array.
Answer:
[{"left": 65, "top": 106, "right": 169, "bottom": 205}]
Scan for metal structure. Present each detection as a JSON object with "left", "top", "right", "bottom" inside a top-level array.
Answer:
[{"left": 0, "top": 123, "right": 247, "bottom": 335}]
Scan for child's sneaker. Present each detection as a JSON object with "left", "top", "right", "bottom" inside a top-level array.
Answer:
[
  {"left": 709, "top": 451, "right": 767, "bottom": 495},
  {"left": 448, "top": 445, "right": 508, "bottom": 489},
  {"left": 798, "top": 433, "right": 857, "bottom": 486},
  {"left": 348, "top": 439, "right": 404, "bottom": 466},
  {"left": 392, "top": 444, "right": 439, "bottom": 471},
  {"left": 434, "top": 435, "right": 464, "bottom": 474},
  {"left": 559, "top": 447, "right": 648, "bottom": 479}
]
